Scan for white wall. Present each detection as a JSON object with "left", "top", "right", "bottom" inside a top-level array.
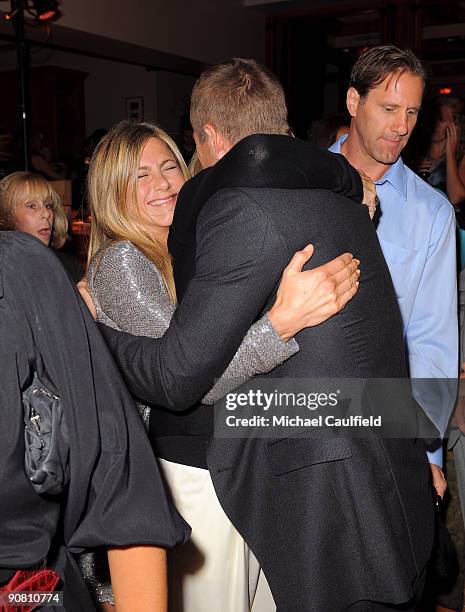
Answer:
[
  {"left": 0, "top": 47, "right": 201, "bottom": 137},
  {"left": 41, "top": 51, "right": 158, "bottom": 134},
  {"left": 59, "top": 0, "right": 266, "bottom": 65},
  {"left": 47, "top": 52, "right": 200, "bottom": 137}
]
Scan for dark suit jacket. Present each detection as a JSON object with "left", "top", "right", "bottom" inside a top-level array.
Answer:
[
  {"left": 99, "top": 135, "right": 434, "bottom": 611},
  {"left": 148, "top": 135, "right": 365, "bottom": 469}
]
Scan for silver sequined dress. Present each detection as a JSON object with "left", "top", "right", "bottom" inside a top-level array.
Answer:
[{"left": 79, "top": 240, "right": 299, "bottom": 605}]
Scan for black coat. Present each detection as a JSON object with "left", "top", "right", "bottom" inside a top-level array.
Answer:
[
  {"left": 0, "top": 232, "right": 189, "bottom": 611},
  {"left": 99, "top": 135, "right": 435, "bottom": 611}
]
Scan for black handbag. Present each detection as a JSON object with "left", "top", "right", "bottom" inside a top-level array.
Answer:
[{"left": 22, "top": 372, "right": 70, "bottom": 495}]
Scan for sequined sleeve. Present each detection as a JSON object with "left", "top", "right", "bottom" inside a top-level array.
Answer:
[
  {"left": 87, "top": 241, "right": 175, "bottom": 338},
  {"left": 88, "top": 241, "right": 299, "bottom": 405},
  {"left": 202, "top": 314, "right": 299, "bottom": 404}
]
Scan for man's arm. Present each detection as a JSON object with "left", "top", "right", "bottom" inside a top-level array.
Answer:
[
  {"left": 99, "top": 189, "right": 291, "bottom": 410},
  {"left": 87, "top": 243, "right": 360, "bottom": 406},
  {"left": 407, "top": 202, "right": 458, "bottom": 438}
]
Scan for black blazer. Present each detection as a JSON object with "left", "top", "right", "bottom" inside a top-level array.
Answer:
[
  {"left": 111, "top": 135, "right": 366, "bottom": 469},
  {"left": 99, "top": 136, "right": 434, "bottom": 610}
]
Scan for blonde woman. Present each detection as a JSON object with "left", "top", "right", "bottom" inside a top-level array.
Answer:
[
  {"left": 0, "top": 171, "right": 82, "bottom": 281},
  {"left": 83, "top": 120, "right": 353, "bottom": 611}
]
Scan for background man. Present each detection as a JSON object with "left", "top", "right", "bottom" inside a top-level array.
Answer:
[{"left": 329, "top": 45, "right": 458, "bottom": 496}]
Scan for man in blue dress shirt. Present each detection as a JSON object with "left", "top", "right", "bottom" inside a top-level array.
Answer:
[{"left": 330, "top": 45, "right": 458, "bottom": 495}]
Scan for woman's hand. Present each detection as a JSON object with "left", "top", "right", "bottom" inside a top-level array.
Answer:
[
  {"left": 444, "top": 123, "right": 465, "bottom": 204},
  {"left": 446, "top": 121, "right": 459, "bottom": 158},
  {"left": 268, "top": 245, "right": 360, "bottom": 342},
  {"left": 358, "top": 169, "right": 378, "bottom": 219},
  {"left": 77, "top": 278, "right": 97, "bottom": 320}
]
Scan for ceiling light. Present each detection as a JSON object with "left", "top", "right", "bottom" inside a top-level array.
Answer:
[{"left": 29, "top": 0, "right": 61, "bottom": 23}]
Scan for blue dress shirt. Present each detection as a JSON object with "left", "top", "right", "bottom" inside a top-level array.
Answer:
[{"left": 330, "top": 136, "right": 458, "bottom": 465}]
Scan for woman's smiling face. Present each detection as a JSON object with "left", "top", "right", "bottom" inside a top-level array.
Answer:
[{"left": 129, "top": 137, "right": 186, "bottom": 239}]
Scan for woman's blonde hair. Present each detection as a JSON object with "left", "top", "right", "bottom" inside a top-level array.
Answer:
[
  {"left": 0, "top": 171, "right": 68, "bottom": 249},
  {"left": 188, "top": 152, "right": 204, "bottom": 177},
  {"left": 87, "top": 121, "right": 189, "bottom": 304}
]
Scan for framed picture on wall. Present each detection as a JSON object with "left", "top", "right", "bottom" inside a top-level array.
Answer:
[{"left": 125, "top": 96, "right": 144, "bottom": 121}]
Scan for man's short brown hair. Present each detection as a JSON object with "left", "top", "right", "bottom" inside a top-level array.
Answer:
[
  {"left": 350, "top": 45, "right": 426, "bottom": 99},
  {"left": 190, "top": 58, "right": 290, "bottom": 145}
]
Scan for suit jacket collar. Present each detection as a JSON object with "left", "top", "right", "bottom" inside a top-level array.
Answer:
[
  {"left": 169, "top": 133, "right": 363, "bottom": 300},
  {"left": 170, "top": 134, "right": 318, "bottom": 246}
]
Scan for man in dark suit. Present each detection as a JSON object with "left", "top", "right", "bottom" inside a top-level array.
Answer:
[{"left": 97, "top": 59, "right": 435, "bottom": 611}]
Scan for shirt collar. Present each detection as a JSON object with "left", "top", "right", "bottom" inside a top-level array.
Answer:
[{"left": 334, "top": 134, "right": 408, "bottom": 201}]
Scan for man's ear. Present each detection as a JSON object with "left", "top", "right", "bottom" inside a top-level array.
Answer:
[
  {"left": 203, "top": 124, "right": 231, "bottom": 160},
  {"left": 346, "top": 87, "right": 360, "bottom": 118}
]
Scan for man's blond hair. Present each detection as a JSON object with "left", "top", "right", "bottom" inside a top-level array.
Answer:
[{"left": 190, "top": 58, "right": 290, "bottom": 145}]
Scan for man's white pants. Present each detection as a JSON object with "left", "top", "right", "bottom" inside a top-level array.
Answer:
[{"left": 159, "top": 459, "right": 275, "bottom": 612}]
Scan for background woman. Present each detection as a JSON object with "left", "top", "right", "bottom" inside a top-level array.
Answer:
[
  {"left": 411, "top": 95, "right": 465, "bottom": 206},
  {"left": 0, "top": 171, "right": 82, "bottom": 281}
]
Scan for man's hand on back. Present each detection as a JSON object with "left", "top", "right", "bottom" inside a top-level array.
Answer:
[{"left": 268, "top": 245, "right": 360, "bottom": 342}]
